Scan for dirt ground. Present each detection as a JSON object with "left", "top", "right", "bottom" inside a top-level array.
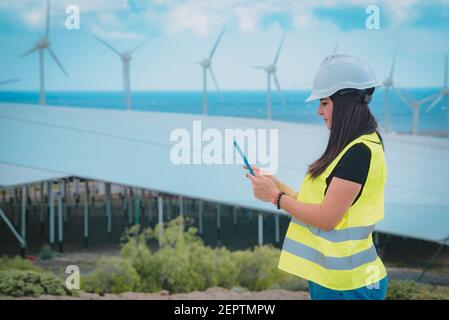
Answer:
[{"left": 15, "top": 287, "right": 310, "bottom": 300}]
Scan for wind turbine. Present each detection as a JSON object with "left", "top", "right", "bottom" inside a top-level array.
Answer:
[
  {"left": 425, "top": 54, "right": 449, "bottom": 136},
  {"left": 194, "top": 27, "right": 225, "bottom": 115},
  {"left": 93, "top": 35, "right": 152, "bottom": 111},
  {"left": 0, "top": 78, "right": 21, "bottom": 86},
  {"left": 395, "top": 86, "right": 438, "bottom": 135},
  {"left": 21, "top": 0, "right": 68, "bottom": 105},
  {"left": 382, "top": 49, "right": 397, "bottom": 132},
  {"left": 253, "top": 35, "right": 286, "bottom": 120}
]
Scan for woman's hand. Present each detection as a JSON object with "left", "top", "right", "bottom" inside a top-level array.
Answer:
[
  {"left": 244, "top": 165, "right": 297, "bottom": 198},
  {"left": 243, "top": 165, "right": 278, "bottom": 182},
  {"left": 245, "top": 167, "right": 280, "bottom": 203}
]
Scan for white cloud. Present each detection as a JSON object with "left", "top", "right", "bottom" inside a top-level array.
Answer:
[
  {"left": 233, "top": 6, "right": 259, "bottom": 34},
  {"left": 166, "top": 4, "right": 210, "bottom": 35},
  {"left": 21, "top": 9, "right": 45, "bottom": 29}
]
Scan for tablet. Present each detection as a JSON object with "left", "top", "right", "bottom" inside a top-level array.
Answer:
[{"left": 233, "top": 140, "right": 255, "bottom": 176}]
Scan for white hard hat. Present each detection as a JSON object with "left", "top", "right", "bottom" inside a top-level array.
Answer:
[{"left": 305, "top": 54, "right": 381, "bottom": 102}]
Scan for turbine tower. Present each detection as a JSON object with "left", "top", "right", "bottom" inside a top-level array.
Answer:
[
  {"left": 382, "top": 49, "right": 397, "bottom": 132},
  {"left": 21, "top": 0, "right": 68, "bottom": 105},
  {"left": 253, "top": 35, "right": 286, "bottom": 120},
  {"left": 426, "top": 54, "right": 449, "bottom": 136},
  {"left": 197, "top": 28, "right": 225, "bottom": 115},
  {"left": 94, "top": 35, "right": 152, "bottom": 110}
]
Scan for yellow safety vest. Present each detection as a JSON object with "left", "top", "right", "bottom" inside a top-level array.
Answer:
[{"left": 278, "top": 131, "right": 387, "bottom": 291}]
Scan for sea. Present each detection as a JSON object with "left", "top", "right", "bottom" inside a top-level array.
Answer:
[{"left": 0, "top": 89, "right": 447, "bottom": 133}]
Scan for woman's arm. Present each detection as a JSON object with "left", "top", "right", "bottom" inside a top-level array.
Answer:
[
  {"left": 246, "top": 165, "right": 298, "bottom": 198},
  {"left": 273, "top": 176, "right": 298, "bottom": 198},
  {"left": 278, "top": 177, "right": 361, "bottom": 231},
  {"left": 247, "top": 173, "right": 361, "bottom": 231}
]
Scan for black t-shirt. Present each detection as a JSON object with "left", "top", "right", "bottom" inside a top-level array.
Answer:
[{"left": 324, "top": 143, "right": 372, "bottom": 205}]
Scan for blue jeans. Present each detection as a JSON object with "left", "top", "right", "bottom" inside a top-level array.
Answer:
[{"left": 308, "top": 276, "right": 388, "bottom": 300}]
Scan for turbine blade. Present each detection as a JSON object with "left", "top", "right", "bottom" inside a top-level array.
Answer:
[
  {"left": 21, "top": 44, "right": 39, "bottom": 58},
  {"left": 209, "top": 68, "right": 223, "bottom": 100},
  {"left": 425, "top": 93, "right": 444, "bottom": 112},
  {"left": 130, "top": 36, "right": 153, "bottom": 54},
  {"left": 396, "top": 84, "right": 416, "bottom": 103},
  {"left": 93, "top": 34, "right": 121, "bottom": 56},
  {"left": 45, "top": 0, "right": 50, "bottom": 39},
  {"left": 0, "top": 78, "right": 21, "bottom": 85},
  {"left": 252, "top": 65, "right": 266, "bottom": 71},
  {"left": 394, "top": 85, "right": 412, "bottom": 109},
  {"left": 418, "top": 93, "right": 439, "bottom": 105},
  {"left": 209, "top": 27, "right": 225, "bottom": 60},
  {"left": 48, "top": 47, "right": 68, "bottom": 77},
  {"left": 273, "top": 73, "right": 286, "bottom": 107},
  {"left": 273, "top": 34, "right": 285, "bottom": 66}
]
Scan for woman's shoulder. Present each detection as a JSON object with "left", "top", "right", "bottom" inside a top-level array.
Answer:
[{"left": 344, "top": 143, "right": 372, "bottom": 161}]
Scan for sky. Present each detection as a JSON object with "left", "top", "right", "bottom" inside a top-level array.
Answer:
[{"left": 0, "top": 0, "right": 448, "bottom": 91}]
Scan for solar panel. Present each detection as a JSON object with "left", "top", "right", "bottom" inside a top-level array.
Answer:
[{"left": 0, "top": 103, "right": 448, "bottom": 244}]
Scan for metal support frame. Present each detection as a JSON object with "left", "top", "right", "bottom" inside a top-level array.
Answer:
[
  {"left": 21, "top": 186, "right": 27, "bottom": 256},
  {"left": 83, "top": 180, "right": 89, "bottom": 248},
  {"left": 58, "top": 181, "right": 63, "bottom": 253},
  {"left": 49, "top": 182, "right": 55, "bottom": 247},
  {"left": 0, "top": 208, "right": 26, "bottom": 254},
  {"left": 63, "top": 179, "right": 68, "bottom": 224},
  {"left": 417, "top": 234, "right": 449, "bottom": 281},
  {"left": 13, "top": 187, "right": 18, "bottom": 228},
  {"left": 158, "top": 195, "right": 164, "bottom": 245},
  {"left": 106, "top": 182, "right": 112, "bottom": 241},
  {"left": 40, "top": 182, "right": 45, "bottom": 236}
]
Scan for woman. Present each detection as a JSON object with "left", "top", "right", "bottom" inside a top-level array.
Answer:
[{"left": 246, "top": 54, "right": 388, "bottom": 300}]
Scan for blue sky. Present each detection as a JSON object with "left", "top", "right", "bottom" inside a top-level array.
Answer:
[{"left": 0, "top": 0, "right": 448, "bottom": 91}]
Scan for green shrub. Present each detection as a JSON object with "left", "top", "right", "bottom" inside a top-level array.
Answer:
[
  {"left": 120, "top": 217, "right": 240, "bottom": 293},
  {"left": 387, "top": 280, "right": 449, "bottom": 300},
  {"left": 387, "top": 280, "right": 417, "bottom": 300},
  {"left": 0, "top": 256, "right": 43, "bottom": 273},
  {"left": 39, "top": 244, "right": 55, "bottom": 260},
  {"left": 88, "top": 216, "right": 307, "bottom": 295},
  {"left": 81, "top": 257, "right": 140, "bottom": 294},
  {"left": 0, "top": 270, "right": 73, "bottom": 297},
  {"left": 212, "top": 247, "right": 239, "bottom": 289},
  {"left": 120, "top": 232, "right": 160, "bottom": 292},
  {"left": 152, "top": 218, "right": 239, "bottom": 293},
  {"left": 270, "top": 274, "right": 308, "bottom": 292},
  {"left": 232, "top": 245, "right": 287, "bottom": 291}
]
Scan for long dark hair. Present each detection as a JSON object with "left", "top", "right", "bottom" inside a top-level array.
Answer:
[{"left": 307, "top": 87, "right": 383, "bottom": 179}]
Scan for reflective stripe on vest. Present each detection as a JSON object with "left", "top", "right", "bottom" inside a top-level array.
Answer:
[
  {"left": 292, "top": 218, "right": 375, "bottom": 242},
  {"left": 278, "top": 131, "right": 387, "bottom": 291},
  {"left": 282, "top": 237, "right": 378, "bottom": 270}
]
